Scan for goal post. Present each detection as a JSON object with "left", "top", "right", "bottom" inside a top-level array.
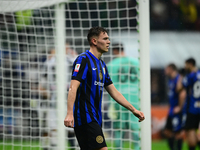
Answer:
[
  {"left": 138, "top": 1, "right": 151, "bottom": 150},
  {"left": 0, "top": 1, "right": 151, "bottom": 150},
  {"left": 55, "top": 3, "right": 66, "bottom": 150}
]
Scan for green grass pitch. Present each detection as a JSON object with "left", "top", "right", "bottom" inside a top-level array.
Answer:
[
  {"left": 152, "top": 140, "right": 188, "bottom": 150},
  {"left": 0, "top": 140, "right": 189, "bottom": 150}
]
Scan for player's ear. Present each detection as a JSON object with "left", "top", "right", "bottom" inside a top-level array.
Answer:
[{"left": 91, "top": 37, "right": 97, "bottom": 46}]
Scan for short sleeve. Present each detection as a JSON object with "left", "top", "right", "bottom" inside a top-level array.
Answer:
[
  {"left": 71, "top": 56, "right": 88, "bottom": 83},
  {"left": 104, "top": 64, "right": 113, "bottom": 87}
]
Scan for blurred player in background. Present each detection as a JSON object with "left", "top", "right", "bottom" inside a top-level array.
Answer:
[
  {"left": 40, "top": 44, "right": 77, "bottom": 150},
  {"left": 107, "top": 43, "right": 140, "bottom": 150},
  {"left": 164, "top": 64, "right": 186, "bottom": 150},
  {"left": 178, "top": 58, "right": 200, "bottom": 150},
  {"left": 39, "top": 48, "right": 57, "bottom": 150}
]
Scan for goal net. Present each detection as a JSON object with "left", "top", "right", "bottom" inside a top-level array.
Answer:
[{"left": 0, "top": 0, "right": 150, "bottom": 150}]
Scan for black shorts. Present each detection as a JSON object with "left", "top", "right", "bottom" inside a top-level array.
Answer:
[
  {"left": 74, "top": 121, "right": 107, "bottom": 150},
  {"left": 165, "top": 114, "right": 183, "bottom": 132},
  {"left": 165, "top": 115, "right": 173, "bottom": 130},
  {"left": 185, "top": 113, "right": 200, "bottom": 130}
]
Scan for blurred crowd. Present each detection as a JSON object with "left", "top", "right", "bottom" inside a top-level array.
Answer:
[{"left": 151, "top": 0, "right": 200, "bottom": 30}]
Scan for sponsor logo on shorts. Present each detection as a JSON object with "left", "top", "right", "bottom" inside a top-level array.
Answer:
[{"left": 96, "top": 135, "right": 104, "bottom": 144}]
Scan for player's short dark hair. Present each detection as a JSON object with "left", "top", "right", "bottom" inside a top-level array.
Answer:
[
  {"left": 167, "top": 63, "right": 177, "bottom": 71},
  {"left": 87, "top": 26, "right": 108, "bottom": 45},
  {"left": 112, "top": 43, "right": 124, "bottom": 52},
  {"left": 185, "top": 58, "right": 196, "bottom": 66}
]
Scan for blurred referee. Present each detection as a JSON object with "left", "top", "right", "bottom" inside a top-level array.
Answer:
[{"left": 64, "top": 26, "right": 145, "bottom": 150}]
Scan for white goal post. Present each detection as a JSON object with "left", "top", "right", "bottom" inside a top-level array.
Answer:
[
  {"left": 0, "top": 0, "right": 151, "bottom": 150},
  {"left": 55, "top": 3, "right": 66, "bottom": 150},
  {"left": 139, "top": 1, "right": 151, "bottom": 150}
]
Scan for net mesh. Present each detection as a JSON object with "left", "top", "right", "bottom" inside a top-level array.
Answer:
[{"left": 0, "top": 0, "right": 140, "bottom": 149}]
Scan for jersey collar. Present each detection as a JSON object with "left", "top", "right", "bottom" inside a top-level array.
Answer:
[{"left": 87, "top": 50, "right": 100, "bottom": 62}]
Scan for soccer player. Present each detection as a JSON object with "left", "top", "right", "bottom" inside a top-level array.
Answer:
[
  {"left": 64, "top": 26, "right": 145, "bottom": 150},
  {"left": 164, "top": 64, "right": 186, "bottom": 150},
  {"left": 178, "top": 58, "right": 200, "bottom": 150},
  {"left": 107, "top": 43, "right": 140, "bottom": 150}
]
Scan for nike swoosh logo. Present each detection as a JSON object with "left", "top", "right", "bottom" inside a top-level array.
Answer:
[{"left": 92, "top": 68, "right": 97, "bottom": 70}]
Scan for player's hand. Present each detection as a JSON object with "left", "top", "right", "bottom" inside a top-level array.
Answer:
[
  {"left": 132, "top": 109, "right": 145, "bottom": 122},
  {"left": 64, "top": 114, "right": 74, "bottom": 128},
  {"left": 173, "top": 106, "right": 181, "bottom": 114}
]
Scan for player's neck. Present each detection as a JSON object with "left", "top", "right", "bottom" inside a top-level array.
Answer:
[
  {"left": 89, "top": 47, "right": 102, "bottom": 60},
  {"left": 191, "top": 67, "right": 198, "bottom": 73}
]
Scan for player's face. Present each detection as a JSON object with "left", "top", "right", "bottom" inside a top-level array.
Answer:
[
  {"left": 96, "top": 32, "right": 110, "bottom": 53},
  {"left": 185, "top": 63, "right": 191, "bottom": 72},
  {"left": 113, "top": 49, "right": 119, "bottom": 55},
  {"left": 165, "top": 67, "right": 171, "bottom": 77}
]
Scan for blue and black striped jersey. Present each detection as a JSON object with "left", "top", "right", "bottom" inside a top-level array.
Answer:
[
  {"left": 168, "top": 74, "right": 180, "bottom": 116},
  {"left": 71, "top": 50, "right": 113, "bottom": 127},
  {"left": 182, "top": 70, "right": 200, "bottom": 114}
]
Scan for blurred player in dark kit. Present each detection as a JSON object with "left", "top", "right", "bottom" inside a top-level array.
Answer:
[
  {"left": 164, "top": 63, "right": 186, "bottom": 150},
  {"left": 178, "top": 58, "right": 200, "bottom": 150}
]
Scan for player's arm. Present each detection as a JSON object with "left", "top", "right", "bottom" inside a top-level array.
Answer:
[
  {"left": 174, "top": 76, "right": 186, "bottom": 114},
  {"left": 174, "top": 89, "right": 186, "bottom": 114},
  {"left": 177, "top": 75, "right": 184, "bottom": 92},
  {"left": 105, "top": 84, "right": 145, "bottom": 122},
  {"left": 64, "top": 56, "right": 88, "bottom": 127},
  {"left": 64, "top": 80, "right": 80, "bottom": 128},
  {"left": 179, "top": 89, "right": 186, "bottom": 109}
]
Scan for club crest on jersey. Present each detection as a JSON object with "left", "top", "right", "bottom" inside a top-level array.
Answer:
[
  {"left": 103, "top": 68, "right": 106, "bottom": 74},
  {"left": 74, "top": 64, "right": 80, "bottom": 72},
  {"left": 99, "top": 70, "right": 103, "bottom": 80}
]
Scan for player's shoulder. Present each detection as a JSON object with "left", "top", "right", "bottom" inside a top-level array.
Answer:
[
  {"left": 107, "top": 57, "right": 123, "bottom": 64},
  {"left": 119, "top": 56, "right": 138, "bottom": 62},
  {"left": 183, "top": 72, "right": 194, "bottom": 84},
  {"left": 120, "top": 57, "right": 139, "bottom": 67},
  {"left": 195, "top": 70, "right": 200, "bottom": 76},
  {"left": 107, "top": 58, "right": 117, "bottom": 65},
  {"left": 126, "top": 57, "right": 139, "bottom": 64},
  {"left": 75, "top": 52, "right": 87, "bottom": 61},
  {"left": 194, "top": 70, "right": 200, "bottom": 80},
  {"left": 73, "top": 52, "right": 88, "bottom": 66},
  {"left": 106, "top": 59, "right": 120, "bottom": 69},
  {"left": 107, "top": 57, "right": 138, "bottom": 66},
  {"left": 197, "top": 70, "right": 200, "bottom": 78},
  {"left": 188, "top": 71, "right": 198, "bottom": 79},
  {"left": 79, "top": 51, "right": 87, "bottom": 58}
]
